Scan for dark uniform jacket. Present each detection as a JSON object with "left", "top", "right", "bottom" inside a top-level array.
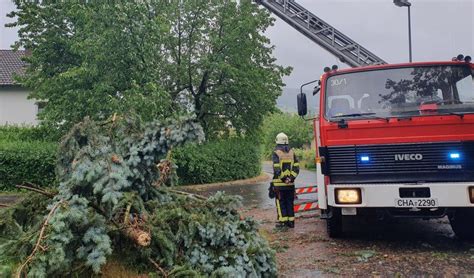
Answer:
[{"left": 272, "top": 144, "right": 300, "bottom": 189}]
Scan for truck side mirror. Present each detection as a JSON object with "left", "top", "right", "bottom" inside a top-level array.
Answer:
[{"left": 297, "top": 93, "right": 308, "bottom": 116}]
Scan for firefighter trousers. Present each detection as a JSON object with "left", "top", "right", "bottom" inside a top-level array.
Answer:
[{"left": 275, "top": 188, "right": 295, "bottom": 223}]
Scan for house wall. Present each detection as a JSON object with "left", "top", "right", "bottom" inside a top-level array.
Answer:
[{"left": 0, "top": 86, "right": 38, "bottom": 126}]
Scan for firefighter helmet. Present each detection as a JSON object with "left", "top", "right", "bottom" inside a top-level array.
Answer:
[{"left": 275, "top": 133, "right": 289, "bottom": 144}]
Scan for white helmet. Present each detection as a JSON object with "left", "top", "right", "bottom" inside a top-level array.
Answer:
[{"left": 275, "top": 132, "right": 289, "bottom": 145}]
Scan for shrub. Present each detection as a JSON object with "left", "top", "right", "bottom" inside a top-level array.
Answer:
[
  {"left": 174, "top": 137, "right": 261, "bottom": 185},
  {"left": 0, "top": 135, "right": 262, "bottom": 190},
  {"left": 0, "top": 140, "right": 57, "bottom": 191},
  {"left": 260, "top": 112, "right": 313, "bottom": 158},
  {"left": 0, "top": 126, "right": 56, "bottom": 142},
  {"left": 293, "top": 148, "right": 316, "bottom": 170}
]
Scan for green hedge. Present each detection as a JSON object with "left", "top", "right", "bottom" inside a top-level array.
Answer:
[
  {"left": 174, "top": 138, "right": 261, "bottom": 185},
  {"left": 0, "top": 133, "right": 261, "bottom": 190},
  {"left": 0, "top": 126, "right": 55, "bottom": 142},
  {"left": 0, "top": 140, "right": 57, "bottom": 191}
]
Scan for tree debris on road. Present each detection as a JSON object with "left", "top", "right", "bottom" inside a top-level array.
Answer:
[{"left": 0, "top": 116, "right": 276, "bottom": 277}]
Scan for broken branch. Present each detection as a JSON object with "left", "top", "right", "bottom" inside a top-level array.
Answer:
[
  {"left": 148, "top": 258, "right": 168, "bottom": 278},
  {"left": 16, "top": 200, "right": 64, "bottom": 278},
  {"left": 15, "top": 184, "right": 55, "bottom": 198},
  {"left": 167, "top": 189, "right": 207, "bottom": 200}
]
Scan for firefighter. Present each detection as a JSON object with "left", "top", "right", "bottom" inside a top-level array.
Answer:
[{"left": 271, "top": 132, "right": 300, "bottom": 228}]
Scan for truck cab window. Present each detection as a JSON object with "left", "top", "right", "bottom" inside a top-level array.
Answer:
[
  {"left": 325, "top": 65, "right": 474, "bottom": 120},
  {"left": 456, "top": 73, "right": 474, "bottom": 103}
]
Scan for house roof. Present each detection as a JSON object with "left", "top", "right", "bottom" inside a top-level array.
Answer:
[{"left": 0, "top": 49, "right": 27, "bottom": 86}]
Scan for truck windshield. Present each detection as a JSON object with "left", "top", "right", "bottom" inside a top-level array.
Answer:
[{"left": 325, "top": 65, "right": 474, "bottom": 120}]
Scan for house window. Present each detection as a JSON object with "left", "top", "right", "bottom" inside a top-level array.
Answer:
[{"left": 36, "top": 101, "right": 47, "bottom": 116}]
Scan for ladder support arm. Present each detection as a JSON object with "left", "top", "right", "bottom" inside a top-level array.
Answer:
[{"left": 257, "top": 0, "right": 387, "bottom": 68}]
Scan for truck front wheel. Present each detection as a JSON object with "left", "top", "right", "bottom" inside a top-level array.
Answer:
[
  {"left": 326, "top": 207, "right": 343, "bottom": 238},
  {"left": 449, "top": 208, "right": 474, "bottom": 240}
]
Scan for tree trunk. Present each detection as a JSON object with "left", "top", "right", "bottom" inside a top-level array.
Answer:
[{"left": 124, "top": 227, "right": 151, "bottom": 247}]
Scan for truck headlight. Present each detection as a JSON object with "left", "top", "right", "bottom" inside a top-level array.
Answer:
[
  {"left": 469, "top": 187, "right": 474, "bottom": 204},
  {"left": 335, "top": 188, "right": 362, "bottom": 204}
]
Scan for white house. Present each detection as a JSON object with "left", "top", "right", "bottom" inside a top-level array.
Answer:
[{"left": 0, "top": 49, "right": 39, "bottom": 126}]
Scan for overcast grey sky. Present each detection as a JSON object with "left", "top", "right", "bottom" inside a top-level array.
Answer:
[{"left": 1, "top": 0, "right": 473, "bottom": 89}]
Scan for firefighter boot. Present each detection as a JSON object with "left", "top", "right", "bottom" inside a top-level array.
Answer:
[
  {"left": 286, "top": 221, "right": 295, "bottom": 228},
  {"left": 275, "top": 222, "right": 288, "bottom": 230}
]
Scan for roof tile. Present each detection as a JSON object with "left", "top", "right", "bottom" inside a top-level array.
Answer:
[{"left": 0, "top": 49, "right": 27, "bottom": 86}]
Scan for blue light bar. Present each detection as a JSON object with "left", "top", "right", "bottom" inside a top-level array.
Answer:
[
  {"left": 449, "top": 153, "right": 460, "bottom": 159},
  {"left": 360, "top": 156, "right": 370, "bottom": 162}
]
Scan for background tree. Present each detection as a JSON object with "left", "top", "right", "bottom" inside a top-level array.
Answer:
[
  {"left": 260, "top": 112, "right": 313, "bottom": 158},
  {"left": 7, "top": 0, "right": 290, "bottom": 137}
]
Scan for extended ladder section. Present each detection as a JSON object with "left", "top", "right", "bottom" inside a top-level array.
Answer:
[{"left": 258, "top": 0, "right": 387, "bottom": 68}]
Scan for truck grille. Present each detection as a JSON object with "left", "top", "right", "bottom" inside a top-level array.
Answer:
[{"left": 324, "top": 141, "right": 474, "bottom": 184}]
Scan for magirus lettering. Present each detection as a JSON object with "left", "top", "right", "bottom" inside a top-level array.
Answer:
[{"left": 395, "top": 154, "right": 423, "bottom": 161}]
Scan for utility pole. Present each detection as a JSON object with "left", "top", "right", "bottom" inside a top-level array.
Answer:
[{"left": 394, "top": 0, "right": 413, "bottom": 62}]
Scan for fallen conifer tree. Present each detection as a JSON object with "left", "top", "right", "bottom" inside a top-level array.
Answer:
[{"left": 0, "top": 116, "right": 276, "bottom": 277}]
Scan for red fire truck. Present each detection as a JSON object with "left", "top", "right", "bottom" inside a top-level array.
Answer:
[
  {"left": 297, "top": 56, "right": 474, "bottom": 238},
  {"left": 256, "top": 0, "right": 473, "bottom": 238}
]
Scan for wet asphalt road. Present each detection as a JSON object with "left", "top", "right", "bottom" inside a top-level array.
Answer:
[
  {"left": 0, "top": 195, "right": 20, "bottom": 205},
  {"left": 185, "top": 163, "right": 465, "bottom": 241},
  {"left": 183, "top": 162, "right": 318, "bottom": 209}
]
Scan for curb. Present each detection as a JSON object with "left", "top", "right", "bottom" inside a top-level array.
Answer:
[{"left": 179, "top": 173, "right": 271, "bottom": 191}]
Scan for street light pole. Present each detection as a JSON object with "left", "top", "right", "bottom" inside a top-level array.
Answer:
[
  {"left": 394, "top": 0, "right": 413, "bottom": 62},
  {"left": 407, "top": 5, "right": 412, "bottom": 62}
]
